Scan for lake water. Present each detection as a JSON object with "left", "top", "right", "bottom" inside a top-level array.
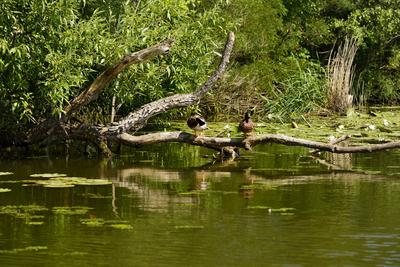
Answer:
[{"left": 0, "top": 144, "right": 399, "bottom": 266}]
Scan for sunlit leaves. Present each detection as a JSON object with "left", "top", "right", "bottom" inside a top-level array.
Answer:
[{"left": 0, "top": 0, "right": 228, "bottom": 129}]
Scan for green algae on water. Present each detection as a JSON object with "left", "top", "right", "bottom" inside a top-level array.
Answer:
[
  {"left": 26, "top": 221, "right": 45, "bottom": 225},
  {"left": 52, "top": 206, "right": 93, "bottom": 215},
  {"left": 80, "top": 218, "right": 133, "bottom": 230},
  {"left": 0, "top": 246, "right": 48, "bottom": 254},
  {"left": 22, "top": 176, "right": 112, "bottom": 188},
  {"left": 108, "top": 224, "right": 133, "bottom": 230},
  {"left": 270, "top": 207, "right": 296, "bottom": 212},
  {"left": 0, "top": 205, "right": 48, "bottom": 223},
  {"left": 247, "top": 205, "right": 271, "bottom": 210},
  {"left": 80, "top": 218, "right": 105, "bottom": 227}
]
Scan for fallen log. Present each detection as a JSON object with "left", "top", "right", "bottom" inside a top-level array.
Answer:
[{"left": 114, "top": 131, "right": 400, "bottom": 154}]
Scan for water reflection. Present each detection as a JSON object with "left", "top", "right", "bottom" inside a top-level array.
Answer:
[{"left": 0, "top": 144, "right": 400, "bottom": 266}]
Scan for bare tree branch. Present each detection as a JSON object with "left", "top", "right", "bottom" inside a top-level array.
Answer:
[
  {"left": 114, "top": 131, "right": 400, "bottom": 154},
  {"left": 106, "top": 32, "right": 235, "bottom": 134},
  {"left": 63, "top": 39, "right": 174, "bottom": 119}
]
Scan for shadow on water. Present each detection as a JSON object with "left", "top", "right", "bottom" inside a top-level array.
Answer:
[{"left": 0, "top": 143, "right": 400, "bottom": 266}]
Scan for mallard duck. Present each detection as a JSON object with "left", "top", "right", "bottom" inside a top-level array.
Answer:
[
  {"left": 187, "top": 115, "right": 208, "bottom": 136},
  {"left": 238, "top": 112, "right": 254, "bottom": 137}
]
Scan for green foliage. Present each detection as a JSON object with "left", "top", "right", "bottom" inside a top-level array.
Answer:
[
  {"left": 263, "top": 59, "right": 327, "bottom": 117},
  {"left": 0, "top": 0, "right": 228, "bottom": 132},
  {"left": 211, "top": 0, "right": 330, "bottom": 118},
  {"left": 3, "top": 0, "right": 400, "bottom": 133},
  {"left": 332, "top": 2, "right": 400, "bottom": 103}
]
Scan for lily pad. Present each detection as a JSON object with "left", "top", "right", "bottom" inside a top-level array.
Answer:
[
  {"left": 0, "top": 205, "right": 48, "bottom": 225},
  {"left": 21, "top": 177, "right": 112, "bottom": 188},
  {"left": 26, "top": 221, "right": 45, "bottom": 226},
  {"left": 108, "top": 224, "right": 133, "bottom": 230},
  {"left": 280, "top": 212, "right": 295, "bottom": 216},
  {"left": 0, "top": 172, "right": 13, "bottom": 176},
  {"left": 73, "top": 179, "right": 112, "bottom": 186},
  {"left": 52, "top": 206, "right": 93, "bottom": 215},
  {"left": 43, "top": 182, "right": 75, "bottom": 188},
  {"left": 247, "top": 205, "right": 271, "bottom": 210},
  {"left": 0, "top": 188, "right": 11, "bottom": 193},
  {"left": 80, "top": 218, "right": 105, "bottom": 227},
  {"left": 30, "top": 173, "right": 67, "bottom": 178},
  {"left": 0, "top": 246, "right": 48, "bottom": 254}
]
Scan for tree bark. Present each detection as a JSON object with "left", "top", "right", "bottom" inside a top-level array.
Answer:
[
  {"left": 114, "top": 131, "right": 400, "bottom": 154},
  {"left": 105, "top": 31, "right": 235, "bottom": 134},
  {"left": 19, "top": 32, "right": 234, "bottom": 157},
  {"left": 24, "top": 38, "right": 175, "bottom": 148},
  {"left": 62, "top": 39, "right": 174, "bottom": 119}
]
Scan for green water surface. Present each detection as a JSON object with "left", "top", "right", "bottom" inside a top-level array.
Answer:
[{"left": 0, "top": 144, "right": 399, "bottom": 266}]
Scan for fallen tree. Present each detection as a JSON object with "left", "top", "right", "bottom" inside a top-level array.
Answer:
[
  {"left": 115, "top": 131, "right": 400, "bottom": 154},
  {"left": 1, "top": 32, "right": 234, "bottom": 156},
  {"left": 2, "top": 31, "right": 400, "bottom": 159}
]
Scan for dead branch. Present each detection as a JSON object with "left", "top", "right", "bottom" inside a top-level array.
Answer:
[
  {"left": 63, "top": 39, "right": 174, "bottom": 119},
  {"left": 114, "top": 131, "right": 400, "bottom": 154},
  {"left": 106, "top": 32, "right": 235, "bottom": 134},
  {"left": 26, "top": 39, "right": 174, "bottom": 147},
  {"left": 310, "top": 134, "right": 351, "bottom": 155}
]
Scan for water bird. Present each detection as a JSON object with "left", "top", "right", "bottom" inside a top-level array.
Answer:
[
  {"left": 187, "top": 115, "right": 208, "bottom": 136},
  {"left": 238, "top": 112, "right": 254, "bottom": 137}
]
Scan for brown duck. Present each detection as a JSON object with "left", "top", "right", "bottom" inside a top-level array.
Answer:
[
  {"left": 187, "top": 115, "right": 208, "bottom": 136},
  {"left": 238, "top": 112, "right": 254, "bottom": 137}
]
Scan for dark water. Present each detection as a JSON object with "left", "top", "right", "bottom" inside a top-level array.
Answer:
[{"left": 0, "top": 144, "right": 399, "bottom": 266}]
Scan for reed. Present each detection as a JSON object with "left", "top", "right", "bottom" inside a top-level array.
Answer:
[{"left": 327, "top": 37, "right": 358, "bottom": 114}]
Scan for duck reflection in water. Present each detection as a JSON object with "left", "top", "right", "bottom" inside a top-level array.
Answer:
[
  {"left": 194, "top": 170, "right": 209, "bottom": 191},
  {"left": 239, "top": 168, "right": 255, "bottom": 199}
]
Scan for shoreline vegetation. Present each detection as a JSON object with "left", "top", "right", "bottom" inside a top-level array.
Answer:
[{"left": 2, "top": 1, "right": 400, "bottom": 158}]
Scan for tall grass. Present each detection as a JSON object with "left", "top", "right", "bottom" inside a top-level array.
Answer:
[
  {"left": 262, "top": 61, "right": 327, "bottom": 118},
  {"left": 327, "top": 37, "right": 358, "bottom": 114}
]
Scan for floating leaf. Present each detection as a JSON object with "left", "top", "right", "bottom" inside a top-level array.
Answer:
[
  {"left": 80, "top": 218, "right": 105, "bottom": 227},
  {"left": 0, "top": 172, "right": 13, "bottom": 176},
  {"left": 30, "top": 173, "right": 67, "bottom": 178},
  {"left": 270, "top": 207, "right": 296, "bottom": 212},
  {"left": 26, "top": 221, "right": 44, "bottom": 225},
  {"left": 52, "top": 206, "right": 93, "bottom": 215},
  {"left": 0, "top": 188, "right": 11, "bottom": 193},
  {"left": 247, "top": 205, "right": 271, "bottom": 210},
  {"left": 108, "top": 224, "right": 133, "bottom": 230},
  {"left": 73, "top": 179, "right": 112, "bottom": 186},
  {"left": 0, "top": 246, "right": 48, "bottom": 254},
  {"left": 0, "top": 205, "right": 48, "bottom": 222},
  {"left": 22, "top": 177, "right": 112, "bottom": 188}
]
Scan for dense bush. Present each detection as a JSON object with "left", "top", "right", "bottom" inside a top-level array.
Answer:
[
  {"left": 0, "top": 0, "right": 227, "bottom": 131},
  {"left": 2, "top": 0, "right": 400, "bottom": 133}
]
